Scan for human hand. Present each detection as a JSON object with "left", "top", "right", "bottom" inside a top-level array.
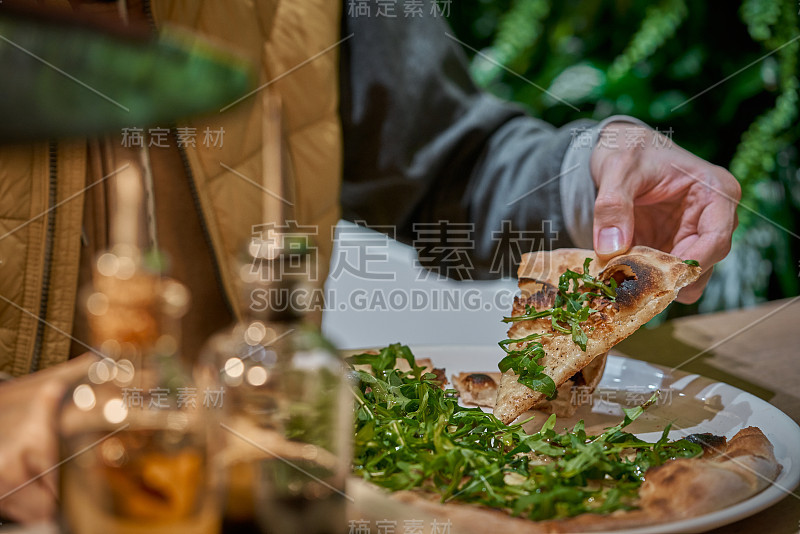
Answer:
[
  {"left": 0, "top": 355, "right": 92, "bottom": 523},
  {"left": 589, "top": 121, "right": 741, "bottom": 304}
]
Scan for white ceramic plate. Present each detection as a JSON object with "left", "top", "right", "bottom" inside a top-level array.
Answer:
[{"left": 406, "top": 345, "right": 800, "bottom": 534}]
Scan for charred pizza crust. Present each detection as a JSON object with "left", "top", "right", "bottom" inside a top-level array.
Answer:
[
  {"left": 451, "top": 372, "right": 500, "bottom": 407},
  {"left": 639, "top": 426, "right": 781, "bottom": 519}
]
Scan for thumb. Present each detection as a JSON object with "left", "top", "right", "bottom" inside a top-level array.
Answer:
[{"left": 592, "top": 180, "right": 634, "bottom": 260}]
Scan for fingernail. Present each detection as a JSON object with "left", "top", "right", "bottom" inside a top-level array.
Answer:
[{"left": 597, "top": 227, "right": 622, "bottom": 255}]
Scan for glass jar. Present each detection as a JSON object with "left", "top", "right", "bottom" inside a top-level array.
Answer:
[
  {"left": 201, "top": 234, "right": 351, "bottom": 534},
  {"left": 57, "top": 250, "right": 220, "bottom": 534}
]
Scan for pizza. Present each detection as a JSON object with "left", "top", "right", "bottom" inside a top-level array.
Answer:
[
  {"left": 348, "top": 249, "right": 780, "bottom": 532},
  {"left": 373, "top": 426, "right": 780, "bottom": 533},
  {"left": 494, "top": 246, "right": 702, "bottom": 424},
  {"left": 349, "top": 345, "right": 782, "bottom": 533}
]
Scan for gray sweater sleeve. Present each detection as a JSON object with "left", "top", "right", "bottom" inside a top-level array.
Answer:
[{"left": 339, "top": 6, "right": 595, "bottom": 279}]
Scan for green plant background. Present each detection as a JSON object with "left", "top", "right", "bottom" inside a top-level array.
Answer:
[{"left": 446, "top": 0, "right": 800, "bottom": 316}]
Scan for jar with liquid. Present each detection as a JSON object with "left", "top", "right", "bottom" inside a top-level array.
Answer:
[
  {"left": 57, "top": 248, "right": 221, "bottom": 534},
  {"left": 201, "top": 235, "right": 351, "bottom": 534}
]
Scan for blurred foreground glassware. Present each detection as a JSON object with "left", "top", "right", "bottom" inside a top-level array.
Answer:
[
  {"left": 57, "top": 167, "right": 220, "bottom": 534},
  {"left": 201, "top": 233, "right": 351, "bottom": 534}
]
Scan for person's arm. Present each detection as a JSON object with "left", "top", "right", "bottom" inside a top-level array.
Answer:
[
  {"left": 339, "top": 4, "right": 740, "bottom": 301},
  {"left": 339, "top": 6, "right": 596, "bottom": 277}
]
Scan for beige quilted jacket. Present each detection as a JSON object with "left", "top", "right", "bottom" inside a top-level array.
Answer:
[{"left": 0, "top": 0, "right": 342, "bottom": 376}]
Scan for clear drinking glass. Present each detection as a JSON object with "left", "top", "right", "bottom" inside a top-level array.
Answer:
[{"left": 58, "top": 250, "right": 220, "bottom": 534}]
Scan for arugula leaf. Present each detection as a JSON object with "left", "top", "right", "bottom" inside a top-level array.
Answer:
[
  {"left": 594, "top": 392, "right": 660, "bottom": 443},
  {"left": 517, "top": 373, "right": 557, "bottom": 398},
  {"left": 682, "top": 259, "right": 700, "bottom": 266},
  {"left": 498, "top": 335, "right": 556, "bottom": 397}
]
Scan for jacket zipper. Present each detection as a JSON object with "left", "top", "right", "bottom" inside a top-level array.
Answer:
[
  {"left": 172, "top": 129, "right": 236, "bottom": 319},
  {"left": 141, "top": 0, "right": 234, "bottom": 323},
  {"left": 29, "top": 141, "right": 58, "bottom": 373},
  {"left": 141, "top": 0, "right": 155, "bottom": 29}
]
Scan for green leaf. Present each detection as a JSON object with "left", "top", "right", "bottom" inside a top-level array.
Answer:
[{"left": 518, "top": 373, "right": 557, "bottom": 398}]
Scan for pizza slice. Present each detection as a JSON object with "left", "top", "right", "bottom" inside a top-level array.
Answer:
[
  {"left": 495, "top": 246, "right": 702, "bottom": 423},
  {"left": 349, "top": 344, "right": 783, "bottom": 532}
]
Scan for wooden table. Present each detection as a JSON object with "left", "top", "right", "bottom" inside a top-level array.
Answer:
[
  {"left": 3, "top": 298, "right": 799, "bottom": 534},
  {"left": 617, "top": 296, "right": 800, "bottom": 534}
]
